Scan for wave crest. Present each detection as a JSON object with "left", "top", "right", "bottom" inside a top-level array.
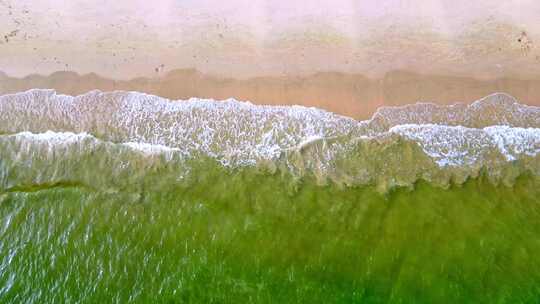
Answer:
[{"left": 0, "top": 89, "right": 539, "bottom": 192}]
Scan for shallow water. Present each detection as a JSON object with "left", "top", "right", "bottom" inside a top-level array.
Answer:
[
  {"left": 1, "top": 171, "right": 539, "bottom": 303},
  {"left": 0, "top": 90, "right": 539, "bottom": 303}
]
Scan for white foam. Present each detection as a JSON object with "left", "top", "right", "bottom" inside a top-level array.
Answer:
[
  {"left": 12, "top": 131, "right": 92, "bottom": 144},
  {"left": 0, "top": 89, "right": 539, "bottom": 173}
]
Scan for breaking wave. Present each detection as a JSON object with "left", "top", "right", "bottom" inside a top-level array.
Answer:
[{"left": 0, "top": 90, "right": 539, "bottom": 193}]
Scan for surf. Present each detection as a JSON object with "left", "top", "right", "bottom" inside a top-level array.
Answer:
[{"left": 0, "top": 90, "right": 539, "bottom": 303}]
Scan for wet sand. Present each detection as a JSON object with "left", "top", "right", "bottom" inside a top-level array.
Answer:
[{"left": 2, "top": 69, "right": 540, "bottom": 119}]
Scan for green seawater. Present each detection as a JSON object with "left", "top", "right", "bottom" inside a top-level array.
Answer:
[{"left": 0, "top": 165, "right": 539, "bottom": 303}]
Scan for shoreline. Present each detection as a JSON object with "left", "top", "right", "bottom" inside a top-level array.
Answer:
[{"left": 2, "top": 69, "right": 540, "bottom": 119}]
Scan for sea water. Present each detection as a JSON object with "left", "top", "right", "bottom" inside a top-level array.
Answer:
[{"left": 0, "top": 90, "right": 539, "bottom": 303}]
